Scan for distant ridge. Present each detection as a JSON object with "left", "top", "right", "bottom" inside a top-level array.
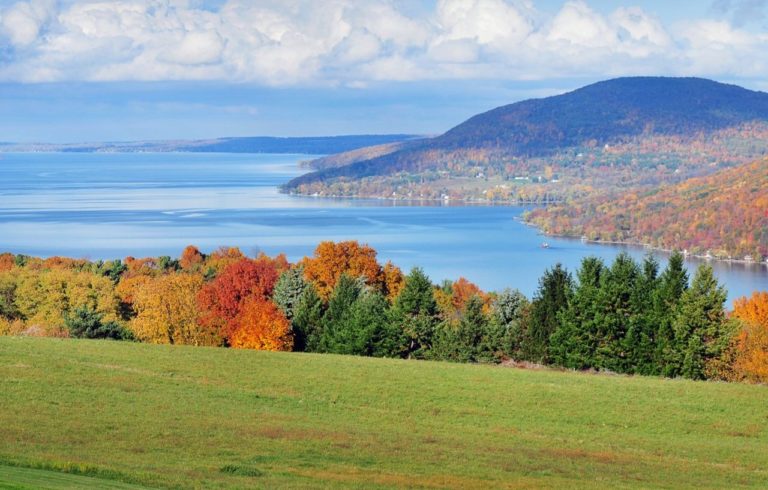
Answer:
[
  {"left": 1, "top": 134, "right": 422, "bottom": 155},
  {"left": 286, "top": 77, "right": 768, "bottom": 190}
]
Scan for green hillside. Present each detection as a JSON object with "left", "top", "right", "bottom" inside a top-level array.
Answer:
[{"left": 2, "top": 337, "right": 768, "bottom": 489}]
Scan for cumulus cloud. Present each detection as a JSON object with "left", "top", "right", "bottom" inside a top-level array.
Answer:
[
  {"left": 0, "top": 0, "right": 55, "bottom": 46},
  {"left": 0, "top": 0, "right": 766, "bottom": 84}
]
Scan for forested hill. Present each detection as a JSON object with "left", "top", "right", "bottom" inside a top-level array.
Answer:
[
  {"left": 285, "top": 77, "right": 768, "bottom": 192},
  {"left": 527, "top": 157, "right": 768, "bottom": 260},
  {"left": 437, "top": 77, "right": 768, "bottom": 153}
]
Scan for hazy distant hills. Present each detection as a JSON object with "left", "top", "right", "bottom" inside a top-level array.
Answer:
[
  {"left": 285, "top": 77, "right": 768, "bottom": 194},
  {"left": 1, "top": 134, "right": 421, "bottom": 155}
]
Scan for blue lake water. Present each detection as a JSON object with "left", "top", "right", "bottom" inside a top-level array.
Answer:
[{"left": 1, "top": 151, "right": 766, "bottom": 304}]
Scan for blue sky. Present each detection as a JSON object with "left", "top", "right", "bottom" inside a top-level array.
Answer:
[{"left": 1, "top": 0, "right": 767, "bottom": 142}]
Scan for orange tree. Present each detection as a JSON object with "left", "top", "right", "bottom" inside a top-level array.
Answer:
[
  {"left": 229, "top": 297, "right": 293, "bottom": 351},
  {"left": 301, "top": 241, "right": 383, "bottom": 301}
]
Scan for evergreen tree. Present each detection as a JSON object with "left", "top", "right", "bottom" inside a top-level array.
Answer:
[
  {"left": 348, "top": 291, "right": 403, "bottom": 357},
  {"left": 64, "top": 306, "right": 133, "bottom": 340},
  {"left": 431, "top": 295, "right": 491, "bottom": 362},
  {"left": 273, "top": 267, "right": 308, "bottom": 320},
  {"left": 625, "top": 255, "right": 660, "bottom": 374},
  {"left": 390, "top": 267, "right": 438, "bottom": 358},
  {"left": 672, "top": 265, "right": 728, "bottom": 380},
  {"left": 490, "top": 288, "right": 529, "bottom": 359},
  {"left": 102, "top": 259, "right": 127, "bottom": 284},
  {"left": 292, "top": 283, "right": 324, "bottom": 352},
  {"left": 654, "top": 251, "right": 689, "bottom": 376},
  {"left": 0, "top": 274, "right": 18, "bottom": 320},
  {"left": 595, "top": 253, "right": 640, "bottom": 373},
  {"left": 550, "top": 256, "right": 604, "bottom": 369},
  {"left": 157, "top": 256, "right": 180, "bottom": 272},
  {"left": 525, "top": 263, "right": 572, "bottom": 363},
  {"left": 318, "top": 274, "right": 363, "bottom": 353}
]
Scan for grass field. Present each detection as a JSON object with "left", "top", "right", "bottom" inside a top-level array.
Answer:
[{"left": 1, "top": 338, "right": 767, "bottom": 489}]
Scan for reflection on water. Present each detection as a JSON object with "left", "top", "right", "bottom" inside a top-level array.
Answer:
[{"left": 1, "top": 152, "right": 766, "bottom": 304}]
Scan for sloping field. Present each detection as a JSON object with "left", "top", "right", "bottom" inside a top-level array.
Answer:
[{"left": 1, "top": 337, "right": 767, "bottom": 489}]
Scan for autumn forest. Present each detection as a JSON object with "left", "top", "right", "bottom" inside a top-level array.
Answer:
[{"left": 1, "top": 241, "right": 766, "bottom": 384}]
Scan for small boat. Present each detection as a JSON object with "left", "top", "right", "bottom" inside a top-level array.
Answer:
[{"left": 541, "top": 242, "right": 550, "bottom": 249}]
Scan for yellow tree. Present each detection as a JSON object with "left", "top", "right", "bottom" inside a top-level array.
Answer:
[
  {"left": 129, "top": 273, "right": 220, "bottom": 346},
  {"left": 12, "top": 268, "right": 120, "bottom": 336}
]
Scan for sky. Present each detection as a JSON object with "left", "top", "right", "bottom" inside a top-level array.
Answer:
[{"left": 1, "top": 0, "right": 767, "bottom": 142}]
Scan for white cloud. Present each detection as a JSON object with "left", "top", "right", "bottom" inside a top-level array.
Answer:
[
  {"left": 545, "top": 1, "right": 616, "bottom": 48},
  {"left": 435, "top": 0, "right": 533, "bottom": 45},
  {"left": 0, "top": 0, "right": 766, "bottom": 84},
  {"left": 0, "top": 0, "right": 55, "bottom": 46}
]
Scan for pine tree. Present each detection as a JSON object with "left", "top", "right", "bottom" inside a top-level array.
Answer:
[
  {"left": 653, "top": 251, "right": 689, "bottom": 376},
  {"left": 318, "top": 274, "right": 363, "bottom": 353},
  {"left": 490, "top": 288, "right": 529, "bottom": 359},
  {"left": 273, "top": 267, "right": 308, "bottom": 320},
  {"left": 65, "top": 305, "right": 133, "bottom": 340},
  {"left": 672, "top": 264, "right": 728, "bottom": 380},
  {"left": 390, "top": 267, "right": 438, "bottom": 358},
  {"left": 550, "top": 256, "right": 604, "bottom": 369},
  {"left": 525, "top": 263, "right": 572, "bottom": 363},
  {"left": 625, "top": 255, "right": 660, "bottom": 374},
  {"left": 292, "top": 283, "right": 324, "bottom": 352},
  {"left": 593, "top": 253, "right": 639, "bottom": 372}
]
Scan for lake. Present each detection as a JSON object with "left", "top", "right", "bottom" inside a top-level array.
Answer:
[{"left": 1, "top": 151, "right": 766, "bottom": 303}]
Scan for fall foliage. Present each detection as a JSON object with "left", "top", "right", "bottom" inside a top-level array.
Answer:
[
  {"left": 129, "top": 273, "right": 217, "bottom": 346},
  {"left": 229, "top": 297, "right": 293, "bottom": 351},
  {"left": 301, "top": 241, "right": 384, "bottom": 300},
  {"left": 197, "top": 258, "right": 280, "bottom": 341},
  {"left": 529, "top": 157, "right": 768, "bottom": 261},
  {"left": 0, "top": 244, "right": 765, "bottom": 382},
  {"left": 727, "top": 292, "right": 768, "bottom": 383}
]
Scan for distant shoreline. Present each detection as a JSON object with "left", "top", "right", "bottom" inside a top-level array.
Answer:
[{"left": 537, "top": 232, "right": 768, "bottom": 267}]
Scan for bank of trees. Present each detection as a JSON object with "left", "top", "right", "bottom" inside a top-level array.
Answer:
[{"left": 0, "top": 244, "right": 766, "bottom": 383}]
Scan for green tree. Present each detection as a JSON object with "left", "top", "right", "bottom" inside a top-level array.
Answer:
[
  {"left": 157, "top": 256, "right": 180, "bottom": 272},
  {"left": 431, "top": 295, "right": 491, "bottom": 362},
  {"left": 64, "top": 305, "right": 133, "bottom": 340},
  {"left": 292, "top": 283, "right": 324, "bottom": 352},
  {"left": 625, "top": 255, "right": 660, "bottom": 374},
  {"left": 654, "top": 251, "right": 689, "bottom": 376},
  {"left": 595, "top": 253, "right": 640, "bottom": 373},
  {"left": 490, "top": 288, "right": 529, "bottom": 360},
  {"left": 103, "top": 259, "right": 127, "bottom": 284},
  {"left": 324, "top": 290, "right": 402, "bottom": 357},
  {"left": 273, "top": 267, "right": 308, "bottom": 321},
  {"left": 390, "top": 267, "right": 438, "bottom": 359},
  {"left": 319, "top": 274, "right": 363, "bottom": 353},
  {"left": 0, "top": 273, "right": 18, "bottom": 320},
  {"left": 525, "top": 263, "right": 572, "bottom": 363},
  {"left": 550, "top": 256, "right": 604, "bottom": 369},
  {"left": 672, "top": 264, "right": 729, "bottom": 380}
]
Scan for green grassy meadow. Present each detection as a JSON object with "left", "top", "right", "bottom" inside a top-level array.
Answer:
[{"left": 1, "top": 337, "right": 767, "bottom": 489}]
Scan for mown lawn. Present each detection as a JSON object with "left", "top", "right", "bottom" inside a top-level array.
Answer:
[{"left": 1, "top": 337, "right": 767, "bottom": 489}]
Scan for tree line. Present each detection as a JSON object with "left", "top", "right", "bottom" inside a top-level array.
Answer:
[{"left": 0, "top": 243, "right": 766, "bottom": 383}]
